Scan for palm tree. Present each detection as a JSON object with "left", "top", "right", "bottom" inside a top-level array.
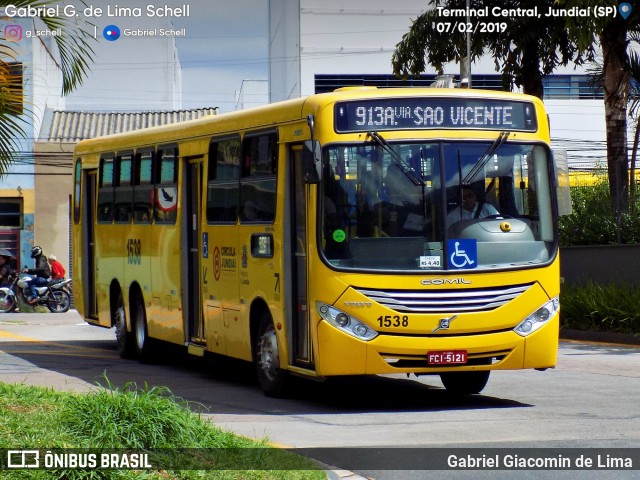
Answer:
[
  {"left": 599, "top": 13, "right": 631, "bottom": 217},
  {"left": 0, "top": 44, "right": 27, "bottom": 174},
  {"left": 0, "top": 0, "right": 95, "bottom": 174},
  {"left": 596, "top": 6, "right": 640, "bottom": 219},
  {"left": 626, "top": 33, "right": 640, "bottom": 215}
]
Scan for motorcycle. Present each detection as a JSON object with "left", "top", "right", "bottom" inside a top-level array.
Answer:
[{"left": 0, "top": 272, "right": 72, "bottom": 313}]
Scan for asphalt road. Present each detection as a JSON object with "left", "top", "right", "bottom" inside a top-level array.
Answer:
[{"left": 1, "top": 310, "right": 639, "bottom": 479}]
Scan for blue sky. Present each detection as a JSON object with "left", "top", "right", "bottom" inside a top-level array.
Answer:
[{"left": 65, "top": 0, "right": 269, "bottom": 112}]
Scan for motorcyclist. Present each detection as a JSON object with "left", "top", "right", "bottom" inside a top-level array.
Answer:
[{"left": 23, "top": 246, "right": 51, "bottom": 305}]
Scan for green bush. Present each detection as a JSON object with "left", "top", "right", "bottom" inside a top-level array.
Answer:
[
  {"left": 560, "top": 282, "right": 640, "bottom": 334},
  {"left": 559, "top": 178, "right": 640, "bottom": 246}
]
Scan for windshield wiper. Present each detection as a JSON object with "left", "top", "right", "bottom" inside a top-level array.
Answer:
[
  {"left": 367, "top": 131, "right": 425, "bottom": 186},
  {"left": 462, "top": 131, "right": 510, "bottom": 185}
]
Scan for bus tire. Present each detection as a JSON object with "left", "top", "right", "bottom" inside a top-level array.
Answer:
[
  {"left": 114, "top": 296, "right": 135, "bottom": 359},
  {"left": 440, "top": 370, "right": 490, "bottom": 395},
  {"left": 255, "top": 315, "right": 288, "bottom": 397},
  {"left": 133, "top": 296, "right": 155, "bottom": 363}
]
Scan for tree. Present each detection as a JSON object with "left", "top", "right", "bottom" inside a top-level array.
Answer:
[
  {"left": 0, "top": 0, "right": 95, "bottom": 174},
  {"left": 598, "top": 7, "right": 640, "bottom": 217},
  {"left": 626, "top": 32, "right": 640, "bottom": 214},
  {"left": 392, "top": 0, "right": 594, "bottom": 99}
]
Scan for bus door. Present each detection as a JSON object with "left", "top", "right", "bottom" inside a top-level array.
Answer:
[
  {"left": 289, "top": 145, "right": 313, "bottom": 368},
  {"left": 184, "top": 156, "right": 205, "bottom": 347},
  {"left": 83, "top": 169, "right": 98, "bottom": 319}
]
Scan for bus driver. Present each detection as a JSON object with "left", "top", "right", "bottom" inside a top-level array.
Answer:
[{"left": 447, "top": 186, "right": 498, "bottom": 226}]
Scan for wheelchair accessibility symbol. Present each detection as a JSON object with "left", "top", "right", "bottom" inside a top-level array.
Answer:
[{"left": 447, "top": 239, "right": 477, "bottom": 269}]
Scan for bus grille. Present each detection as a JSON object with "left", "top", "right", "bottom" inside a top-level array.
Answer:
[{"left": 354, "top": 284, "right": 533, "bottom": 314}]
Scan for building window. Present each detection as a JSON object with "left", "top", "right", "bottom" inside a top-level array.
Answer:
[
  {"left": 542, "top": 75, "right": 604, "bottom": 99},
  {"left": 0, "top": 198, "right": 23, "bottom": 228},
  {"left": 315, "top": 73, "right": 604, "bottom": 100}
]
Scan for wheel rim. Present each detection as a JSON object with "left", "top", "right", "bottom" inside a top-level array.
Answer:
[
  {"left": 115, "top": 306, "right": 126, "bottom": 345},
  {"left": 258, "top": 324, "right": 279, "bottom": 381},
  {"left": 0, "top": 293, "right": 14, "bottom": 311},
  {"left": 50, "top": 291, "right": 69, "bottom": 312}
]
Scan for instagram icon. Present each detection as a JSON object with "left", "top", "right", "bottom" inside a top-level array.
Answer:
[{"left": 4, "top": 24, "right": 23, "bottom": 42}]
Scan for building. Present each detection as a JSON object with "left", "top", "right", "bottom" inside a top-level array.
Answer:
[{"left": 0, "top": 15, "right": 65, "bottom": 268}]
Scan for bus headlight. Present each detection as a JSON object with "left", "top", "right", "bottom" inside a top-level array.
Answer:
[
  {"left": 316, "top": 302, "right": 378, "bottom": 341},
  {"left": 514, "top": 297, "right": 559, "bottom": 337}
]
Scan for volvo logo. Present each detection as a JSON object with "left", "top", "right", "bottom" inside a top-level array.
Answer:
[
  {"left": 344, "top": 302, "right": 372, "bottom": 307},
  {"left": 433, "top": 315, "right": 458, "bottom": 333},
  {"left": 421, "top": 278, "right": 471, "bottom": 286}
]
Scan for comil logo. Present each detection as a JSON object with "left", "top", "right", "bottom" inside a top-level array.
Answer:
[{"left": 4, "top": 24, "right": 23, "bottom": 42}]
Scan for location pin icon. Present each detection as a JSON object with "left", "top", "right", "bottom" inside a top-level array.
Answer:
[{"left": 619, "top": 2, "right": 632, "bottom": 20}]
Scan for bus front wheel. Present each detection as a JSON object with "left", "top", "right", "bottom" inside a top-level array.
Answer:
[
  {"left": 255, "top": 316, "right": 288, "bottom": 397},
  {"left": 440, "top": 371, "right": 490, "bottom": 395}
]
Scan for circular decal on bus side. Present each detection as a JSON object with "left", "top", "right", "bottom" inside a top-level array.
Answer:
[{"left": 157, "top": 186, "right": 177, "bottom": 211}]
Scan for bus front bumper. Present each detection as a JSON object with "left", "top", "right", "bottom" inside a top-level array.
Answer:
[{"left": 314, "top": 316, "right": 559, "bottom": 376}]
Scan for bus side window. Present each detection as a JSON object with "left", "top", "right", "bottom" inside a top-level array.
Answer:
[
  {"left": 154, "top": 146, "right": 178, "bottom": 224},
  {"left": 133, "top": 149, "right": 154, "bottom": 223},
  {"left": 97, "top": 154, "right": 115, "bottom": 223},
  {"left": 74, "top": 158, "right": 82, "bottom": 224},
  {"left": 240, "top": 131, "right": 277, "bottom": 223},
  {"left": 207, "top": 136, "right": 240, "bottom": 223},
  {"left": 114, "top": 151, "right": 133, "bottom": 223}
]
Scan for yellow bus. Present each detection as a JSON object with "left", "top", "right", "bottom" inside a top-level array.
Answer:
[{"left": 72, "top": 87, "right": 564, "bottom": 396}]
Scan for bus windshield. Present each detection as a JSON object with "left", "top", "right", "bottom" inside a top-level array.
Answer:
[{"left": 320, "top": 139, "right": 555, "bottom": 271}]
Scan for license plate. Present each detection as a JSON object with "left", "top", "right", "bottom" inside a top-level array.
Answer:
[{"left": 427, "top": 350, "right": 467, "bottom": 365}]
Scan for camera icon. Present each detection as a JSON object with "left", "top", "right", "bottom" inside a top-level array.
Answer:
[{"left": 4, "top": 24, "right": 23, "bottom": 42}]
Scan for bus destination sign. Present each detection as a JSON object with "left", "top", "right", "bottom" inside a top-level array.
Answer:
[{"left": 334, "top": 97, "right": 537, "bottom": 133}]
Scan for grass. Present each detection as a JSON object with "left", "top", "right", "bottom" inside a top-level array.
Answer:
[
  {"left": 0, "top": 381, "right": 326, "bottom": 480},
  {"left": 560, "top": 281, "right": 640, "bottom": 335}
]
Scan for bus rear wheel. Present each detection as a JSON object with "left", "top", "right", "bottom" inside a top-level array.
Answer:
[
  {"left": 440, "top": 371, "right": 490, "bottom": 395},
  {"left": 114, "top": 295, "right": 135, "bottom": 359},
  {"left": 133, "top": 296, "right": 155, "bottom": 362},
  {"left": 255, "top": 316, "right": 288, "bottom": 397}
]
